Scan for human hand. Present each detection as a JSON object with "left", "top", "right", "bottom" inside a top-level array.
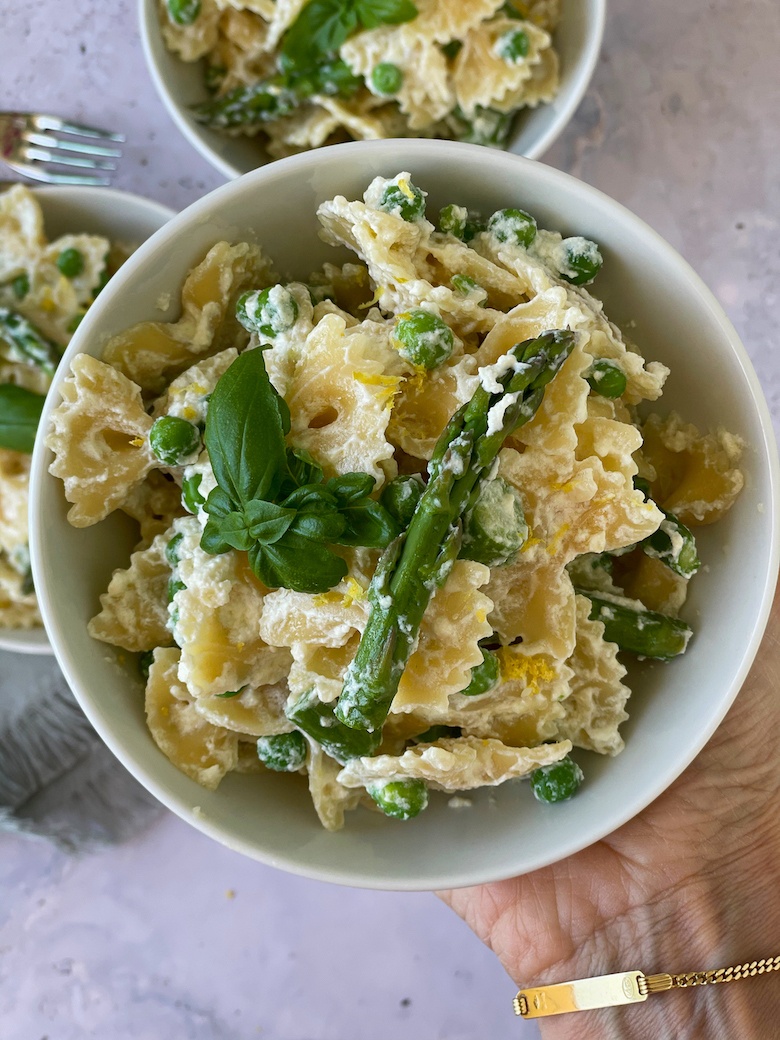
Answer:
[{"left": 440, "top": 584, "right": 780, "bottom": 1039}]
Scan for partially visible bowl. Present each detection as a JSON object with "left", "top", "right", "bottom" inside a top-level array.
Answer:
[
  {"left": 139, "top": 0, "right": 606, "bottom": 179},
  {"left": 0, "top": 186, "right": 173, "bottom": 655},
  {"left": 29, "top": 140, "right": 779, "bottom": 889}
]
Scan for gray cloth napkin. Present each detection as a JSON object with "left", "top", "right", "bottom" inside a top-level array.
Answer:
[{"left": 0, "top": 649, "right": 161, "bottom": 851}]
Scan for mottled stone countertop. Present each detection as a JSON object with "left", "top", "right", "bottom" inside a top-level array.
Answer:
[{"left": 1, "top": 0, "right": 778, "bottom": 1037}]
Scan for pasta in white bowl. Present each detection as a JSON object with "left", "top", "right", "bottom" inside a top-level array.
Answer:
[{"left": 29, "top": 141, "right": 779, "bottom": 888}]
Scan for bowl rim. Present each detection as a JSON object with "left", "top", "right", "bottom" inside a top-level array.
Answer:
[
  {"left": 29, "top": 140, "right": 780, "bottom": 889},
  {"left": 138, "top": 0, "right": 607, "bottom": 179},
  {"left": 0, "top": 184, "right": 175, "bottom": 658}
]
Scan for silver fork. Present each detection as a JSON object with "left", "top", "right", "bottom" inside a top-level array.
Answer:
[{"left": 0, "top": 112, "right": 124, "bottom": 186}]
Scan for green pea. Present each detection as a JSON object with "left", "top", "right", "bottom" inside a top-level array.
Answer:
[
  {"left": 166, "top": 0, "right": 201, "bottom": 25},
  {"left": 530, "top": 756, "right": 584, "bottom": 803},
  {"left": 487, "top": 208, "right": 537, "bottom": 248},
  {"left": 138, "top": 649, "right": 155, "bottom": 681},
  {"left": 149, "top": 415, "right": 201, "bottom": 466},
  {"left": 379, "top": 473, "right": 424, "bottom": 528},
  {"left": 463, "top": 216, "right": 485, "bottom": 242},
  {"left": 441, "top": 40, "right": 462, "bottom": 60},
  {"left": 496, "top": 28, "right": 530, "bottom": 63},
  {"left": 11, "top": 273, "right": 29, "bottom": 300},
  {"left": 66, "top": 312, "right": 85, "bottom": 334},
  {"left": 56, "top": 248, "right": 85, "bottom": 278},
  {"left": 236, "top": 285, "right": 299, "bottom": 338},
  {"left": 461, "top": 477, "right": 528, "bottom": 566},
  {"left": 586, "top": 358, "right": 626, "bottom": 399},
  {"left": 256, "top": 731, "right": 308, "bottom": 771},
  {"left": 561, "top": 237, "right": 603, "bottom": 285},
  {"left": 453, "top": 105, "right": 513, "bottom": 148},
  {"left": 438, "top": 204, "right": 467, "bottom": 239},
  {"left": 371, "top": 62, "right": 403, "bottom": 95},
  {"left": 182, "top": 472, "right": 205, "bottom": 514},
  {"left": 165, "top": 531, "right": 184, "bottom": 567},
  {"left": 367, "top": 779, "right": 429, "bottom": 821},
  {"left": 394, "top": 309, "right": 454, "bottom": 369},
  {"left": 450, "top": 274, "right": 487, "bottom": 307},
  {"left": 459, "top": 647, "right": 500, "bottom": 697},
  {"left": 167, "top": 577, "right": 186, "bottom": 603},
  {"left": 379, "top": 181, "right": 426, "bottom": 222}
]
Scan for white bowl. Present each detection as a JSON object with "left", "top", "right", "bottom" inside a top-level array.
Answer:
[
  {"left": 29, "top": 140, "right": 780, "bottom": 889},
  {"left": 0, "top": 187, "right": 173, "bottom": 656},
  {"left": 139, "top": 0, "right": 606, "bottom": 178}
]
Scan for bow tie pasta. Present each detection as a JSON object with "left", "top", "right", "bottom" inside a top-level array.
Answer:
[
  {"left": 0, "top": 185, "right": 130, "bottom": 631},
  {"left": 159, "top": 0, "right": 562, "bottom": 158},
  {"left": 47, "top": 173, "right": 743, "bottom": 830}
]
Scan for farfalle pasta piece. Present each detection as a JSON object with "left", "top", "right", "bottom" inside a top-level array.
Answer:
[
  {"left": 159, "top": 0, "right": 221, "bottom": 60},
  {"left": 640, "top": 412, "right": 744, "bottom": 525},
  {"left": 46, "top": 354, "right": 156, "bottom": 527},
  {"left": 552, "top": 595, "right": 630, "bottom": 756},
  {"left": 282, "top": 312, "right": 400, "bottom": 484},
  {"left": 145, "top": 646, "right": 238, "bottom": 789},
  {"left": 0, "top": 448, "right": 30, "bottom": 554},
  {"left": 172, "top": 518, "right": 292, "bottom": 698},
  {"left": 453, "top": 17, "right": 553, "bottom": 116},
  {"left": 388, "top": 355, "right": 479, "bottom": 461},
  {"left": 392, "top": 561, "right": 493, "bottom": 714},
  {"left": 88, "top": 532, "right": 171, "bottom": 652},
  {"left": 152, "top": 347, "right": 239, "bottom": 423},
  {"left": 0, "top": 184, "right": 45, "bottom": 282},
  {"left": 307, "top": 743, "right": 363, "bottom": 831},
  {"left": 119, "top": 469, "right": 186, "bottom": 549},
  {"left": 192, "top": 678, "right": 294, "bottom": 737},
  {"left": 103, "top": 241, "right": 271, "bottom": 393},
  {"left": 338, "top": 734, "right": 571, "bottom": 792},
  {"left": 487, "top": 444, "right": 662, "bottom": 651}
]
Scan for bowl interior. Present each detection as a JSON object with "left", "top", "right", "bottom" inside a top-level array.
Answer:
[
  {"left": 139, "top": 0, "right": 605, "bottom": 178},
  {"left": 30, "top": 141, "right": 779, "bottom": 889},
  {"left": 0, "top": 187, "right": 173, "bottom": 656}
]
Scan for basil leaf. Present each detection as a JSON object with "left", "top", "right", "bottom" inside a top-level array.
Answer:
[
  {"left": 244, "top": 499, "right": 296, "bottom": 545},
  {"left": 334, "top": 497, "right": 399, "bottom": 548},
  {"left": 326, "top": 472, "right": 375, "bottom": 503},
  {"left": 204, "top": 349, "right": 290, "bottom": 507},
  {"left": 355, "top": 0, "right": 418, "bottom": 29},
  {"left": 201, "top": 516, "right": 233, "bottom": 555},
  {"left": 286, "top": 447, "right": 324, "bottom": 488},
  {"left": 290, "top": 505, "right": 346, "bottom": 544},
  {"left": 215, "top": 510, "right": 256, "bottom": 552},
  {"left": 249, "top": 534, "right": 348, "bottom": 593},
  {"left": 282, "top": 483, "right": 337, "bottom": 512},
  {"left": 0, "top": 383, "right": 45, "bottom": 453},
  {"left": 203, "top": 486, "right": 234, "bottom": 519},
  {"left": 281, "top": 0, "right": 358, "bottom": 71}
]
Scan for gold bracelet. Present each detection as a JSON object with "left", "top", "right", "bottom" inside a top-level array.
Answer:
[{"left": 513, "top": 956, "right": 780, "bottom": 1019}]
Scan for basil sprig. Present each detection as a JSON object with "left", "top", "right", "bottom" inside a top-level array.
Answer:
[
  {"left": 201, "top": 349, "right": 399, "bottom": 594},
  {"left": 280, "top": 0, "right": 418, "bottom": 74},
  {"left": 0, "top": 383, "right": 46, "bottom": 453}
]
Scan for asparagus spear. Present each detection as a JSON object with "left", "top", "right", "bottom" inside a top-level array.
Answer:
[
  {"left": 285, "top": 687, "right": 380, "bottom": 764},
  {"left": 333, "top": 330, "right": 575, "bottom": 737},
  {"left": 192, "top": 79, "right": 297, "bottom": 129},
  {"left": 0, "top": 307, "right": 61, "bottom": 375},
  {"left": 577, "top": 589, "right": 692, "bottom": 660}
]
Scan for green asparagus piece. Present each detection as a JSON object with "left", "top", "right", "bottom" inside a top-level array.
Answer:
[
  {"left": 0, "top": 383, "right": 46, "bottom": 453},
  {"left": 0, "top": 307, "right": 61, "bottom": 375},
  {"left": 285, "top": 687, "right": 380, "bottom": 764},
  {"left": 577, "top": 589, "right": 692, "bottom": 660},
  {"left": 642, "top": 512, "right": 701, "bottom": 579},
  {"left": 333, "top": 330, "right": 575, "bottom": 737},
  {"left": 192, "top": 79, "right": 296, "bottom": 129}
]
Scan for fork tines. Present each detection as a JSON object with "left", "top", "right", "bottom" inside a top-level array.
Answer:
[{"left": 0, "top": 112, "right": 125, "bottom": 187}]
